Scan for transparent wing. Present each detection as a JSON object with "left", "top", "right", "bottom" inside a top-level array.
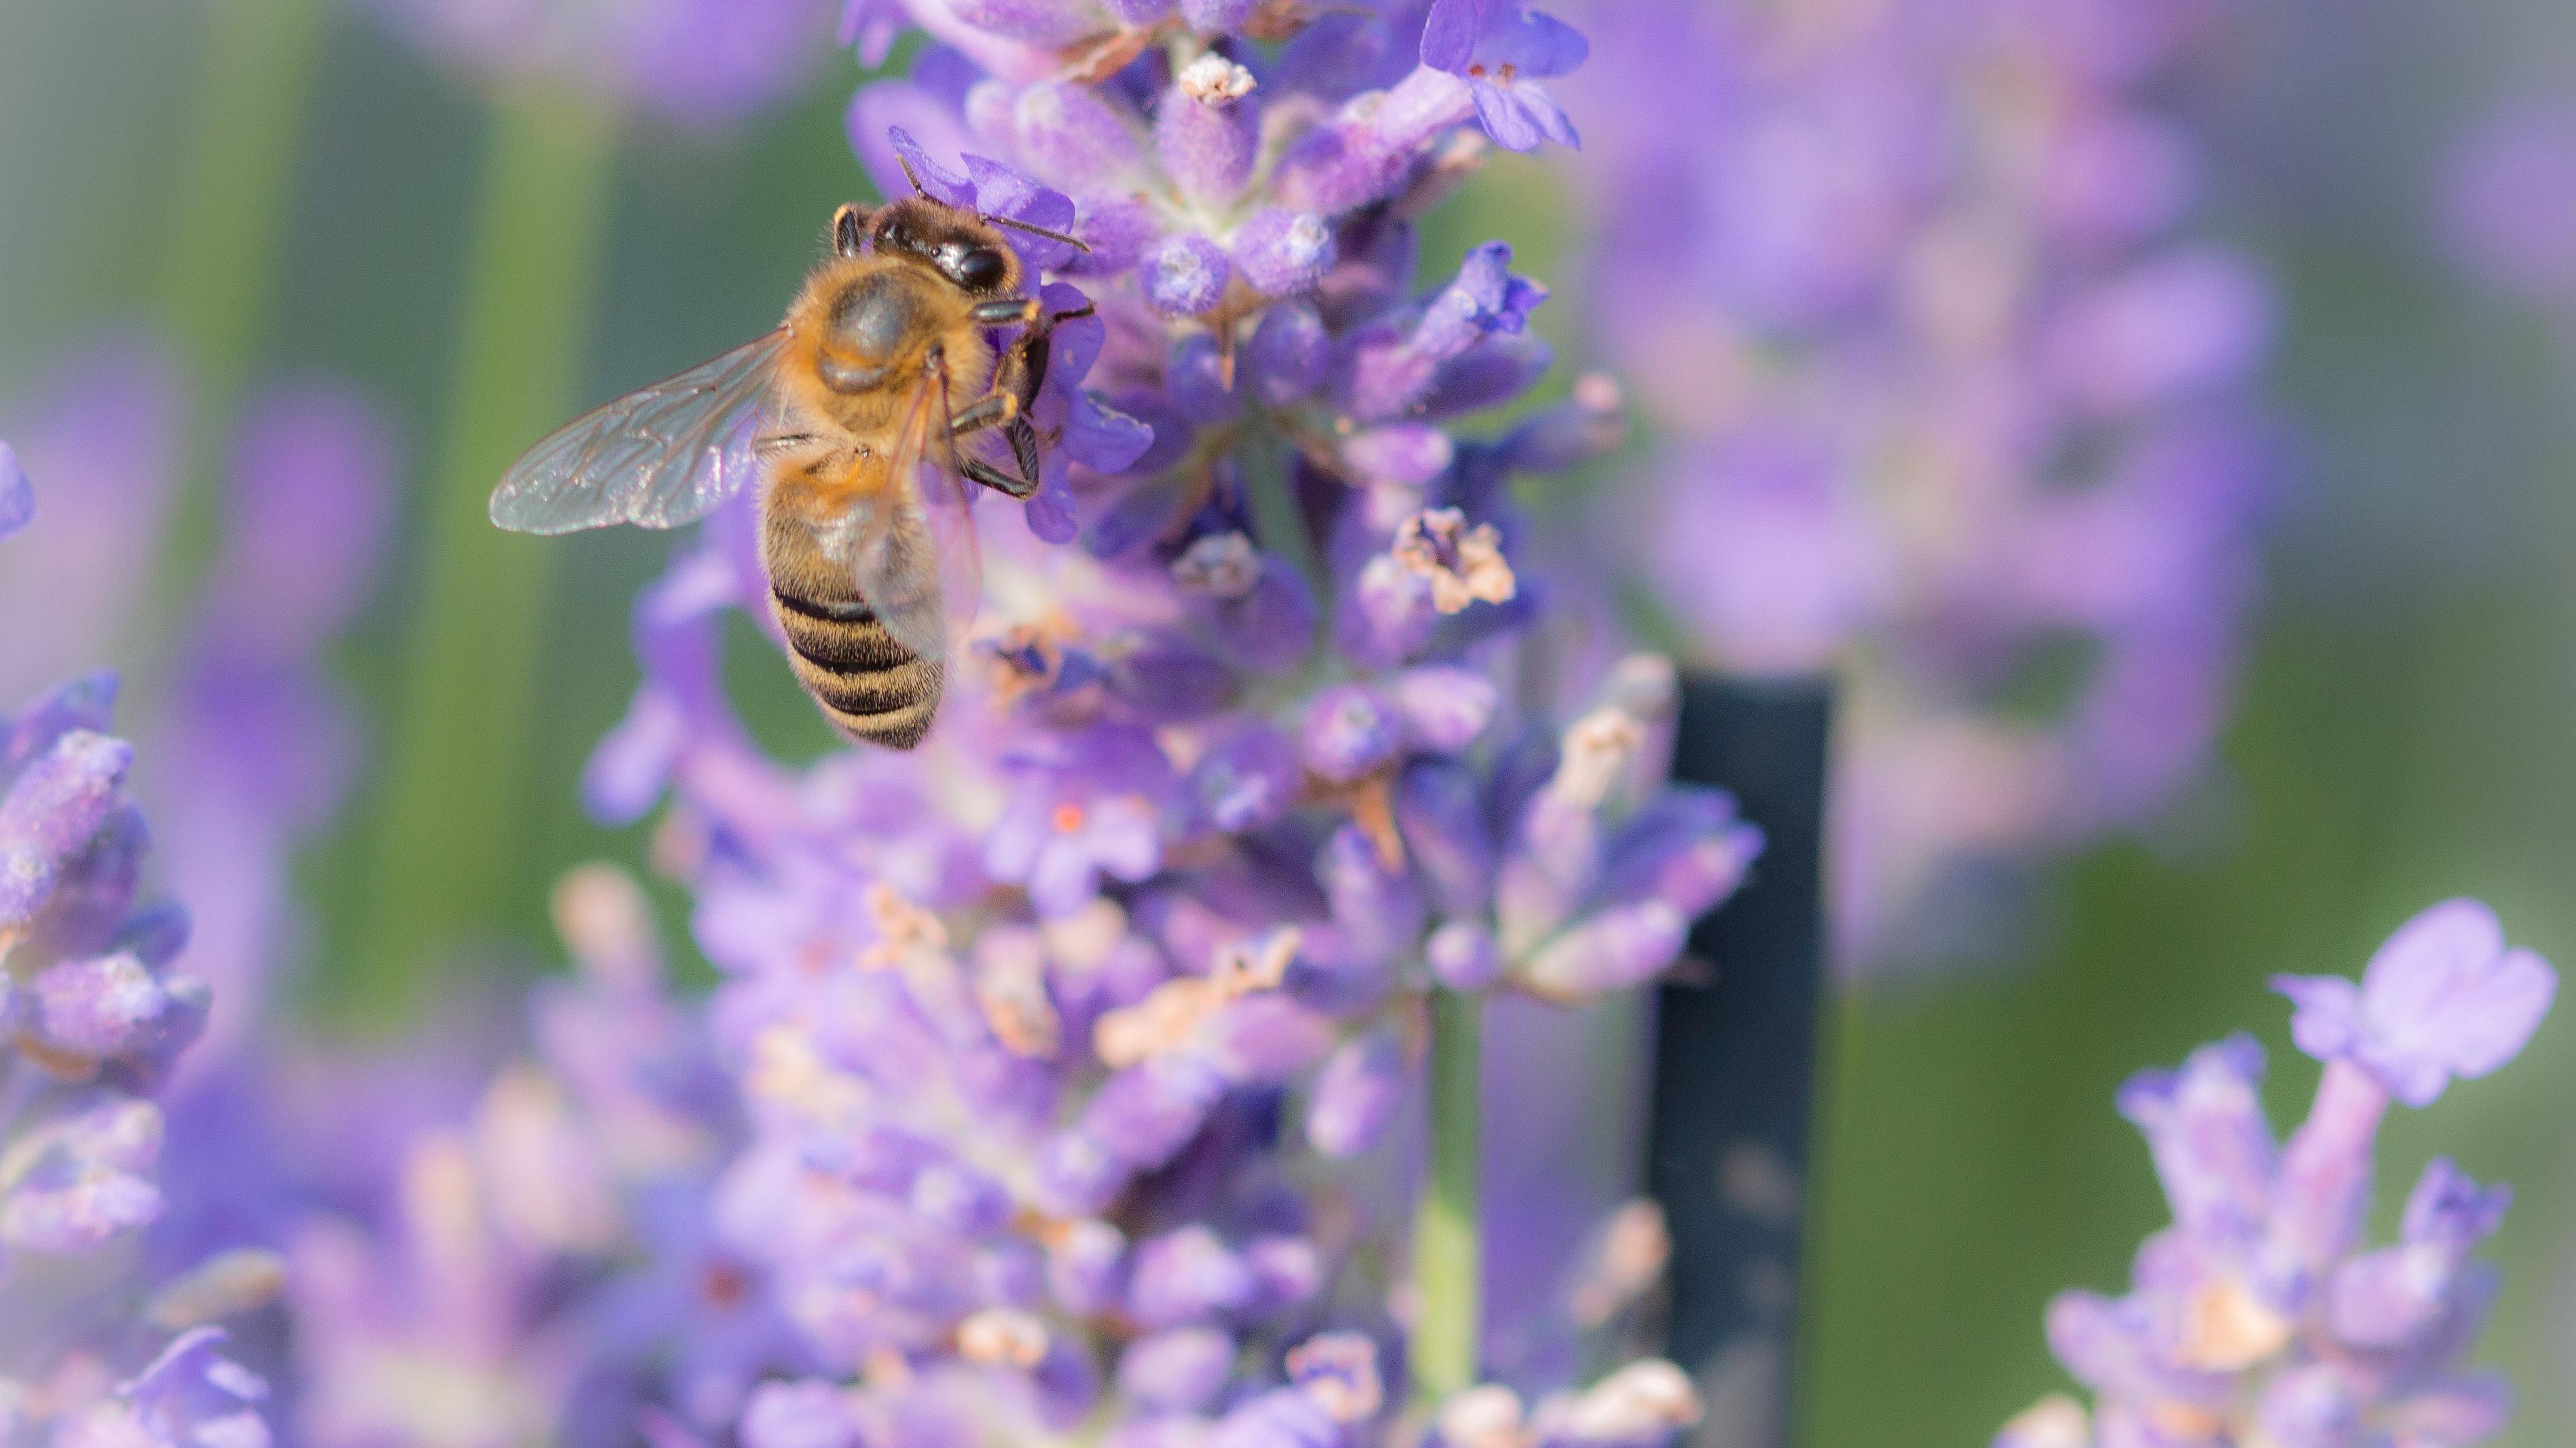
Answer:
[
  {"left": 489, "top": 330, "right": 787, "bottom": 535},
  {"left": 920, "top": 357, "right": 985, "bottom": 649},
  {"left": 827, "top": 368, "right": 983, "bottom": 664}
]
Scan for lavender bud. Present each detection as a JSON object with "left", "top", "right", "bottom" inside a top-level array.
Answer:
[
  {"left": 1049, "top": 1217, "right": 1130, "bottom": 1314},
  {"left": 1392, "top": 666, "right": 1499, "bottom": 753},
  {"left": 1188, "top": 722, "right": 1302, "bottom": 833},
  {"left": 1234, "top": 210, "right": 1338, "bottom": 297},
  {"left": 1246, "top": 1234, "right": 1324, "bottom": 1312},
  {"left": 1168, "top": 335, "right": 1242, "bottom": 424},
  {"left": 1120, "top": 1326, "right": 1237, "bottom": 1411},
  {"left": 1209, "top": 1389, "right": 1342, "bottom": 1448},
  {"left": 1128, "top": 1225, "right": 1259, "bottom": 1327},
  {"left": 1301, "top": 687, "right": 1402, "bottom": 783},
  {"left": 1179, "top": 0, "right": 1258, "bottom": 32},
  {"left": 1033, "top": 1131, "right": 1126, "bottom": 1217},
  {"left": 1016, "top": 80, "right": 1147, "bottom": 190},
  {"left": 0, "top": 731, "right": 134, "bottom": 927},
  {"left": 1308, "top": 1030, "right": 1401, "bottom": 1159},
  {"left": 1079, "top": 1055, "right": 1228, "bottom": 1169},
  {"left": 1425, "top": 920, "right": 1502, "bottom": 991},
  {"left": 1285, "top": 1332, "right": 1384, "bottom": 1424},
  {"left": 1069, "top": 197, "right": 1168, "bottom": 276},
  {"left": 1143, "top": 234, "right": 1236, "bottom": 316},
  {"left": 1399, "top": 763, "right": 1496, "bottom": 918},
  {"left": 738, "top": 1380, "right": 859, "bottom": 1448},
  {"left": 1517, "top": 903, "right": 1689, "bottom": 1002},
  {"left": 1160, "top": 55, "right": 1261, "bottom": 207},
  {"left": 1244, "top": 302, "right": 1331, "bottom": 405}
]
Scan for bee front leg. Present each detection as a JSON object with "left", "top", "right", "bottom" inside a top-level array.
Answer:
[{"left": 831, "top": 204, "right": 874, "bottom": 257}]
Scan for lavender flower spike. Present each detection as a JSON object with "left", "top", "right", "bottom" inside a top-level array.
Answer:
[
  {"left": 540, "top": 6, "right": 1732, "bottom": 1445},
  {"left": 1999, "top": 900, "right": 2554, "bottom": 1447},
  {"left": 0, "top": 479, "right": 272, "bottom": 1448}
]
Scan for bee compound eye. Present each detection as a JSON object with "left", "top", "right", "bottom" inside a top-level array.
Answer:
[{"left": 956, "top": 247, "right": 1007, "bottom": 291}]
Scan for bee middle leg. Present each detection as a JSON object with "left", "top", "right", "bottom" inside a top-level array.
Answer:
[{"left": 986, "top": 300, "right": 1100, "bottom": 485}]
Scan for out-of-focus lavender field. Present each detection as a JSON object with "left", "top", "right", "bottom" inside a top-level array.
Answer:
[{"left": 3, "top": 1, "right": 2575, "bottom": 1446}]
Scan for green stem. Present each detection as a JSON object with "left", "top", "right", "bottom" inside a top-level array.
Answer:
[
  {"left": 149, "top": 0, "right": 331, "bottom": 612},
  {"left": 1412, "top": 987, "right": 1484, "bottom": 1402},
  {"left": 1240, "top": 424, "right": 1322, "bottom": 593},
  {"left": 338, "top": 91, "right": 616, "bottom": 1025}
]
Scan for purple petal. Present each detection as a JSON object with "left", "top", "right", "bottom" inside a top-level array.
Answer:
[
  {"left": 887, "top": 125, "right": 978, "bottom": 206},
  {"left": 1419, "top": 0, "right": 1481, "bottom": 74}
]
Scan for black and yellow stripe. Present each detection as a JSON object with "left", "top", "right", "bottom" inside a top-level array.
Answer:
[{"left": 769, "top": 588, "right": 942, "bottom": 748}]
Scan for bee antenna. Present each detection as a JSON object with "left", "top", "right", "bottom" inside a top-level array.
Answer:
[
  {"left": 896, "top": 150, "right": 928, "bottom": 197},
  {"left": 985, "top": 213, "right": 1092, "bottom": 253}
]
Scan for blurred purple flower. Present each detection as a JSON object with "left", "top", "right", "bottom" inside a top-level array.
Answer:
[
  {"left": 1999, "top": 900, "right": 2553, "bottom": 1447},
  {"left": 1562, "top": 0, "right": 2278, "bottom": 971},
  {"left": 366, "top": 0, "right": 842, "bottom": 128}
]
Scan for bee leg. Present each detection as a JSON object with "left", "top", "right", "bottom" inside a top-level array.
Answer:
[
  {"left": 961, "top": 456, "right": 1041, "bottom": 500},
  {"left": 948, "top": 390, "right": 1043, "bottom": 498},
  {"left": 947, "top": 391, "right": 1018, "bottom": 437},
  {"left": 831, "top": 203, "right": 874, "bottom": 258},
  {"left": 988, "top": 302, "right": 1097, "bottom": 484},
  {"left": 971, "top": 297, "right": 1042, "bottom": 327}
]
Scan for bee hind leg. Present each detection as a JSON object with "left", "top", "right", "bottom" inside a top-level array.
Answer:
[{"left": 961, "top": 455, "right": 1041, "bottom": 499}]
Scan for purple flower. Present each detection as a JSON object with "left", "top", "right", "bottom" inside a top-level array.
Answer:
[
  {"left": 1565, "top": 0, "right": 2277, "bottom": 972},
  {"left": 366, "top": 0, "right": 838, "bottom": 128},
  {"left": 50, "top": 1328, "right": 270, "bottom": 1448},
  {"left": 2272, "top": 899, "right": 2556, "bottom": 1107},
  {"left": 1342, "top": 244, "right": 1550, "bottom": 423},
  {"left": 520, "top": 11, "right": 1759, "bottom": 1446},
  {"left": 2002, "top": 901, "right": 2555, "bottom": 1445},
  {"left": 1420, "top": 0, "right": 1588, "bottom": 151},
  {"left": 2441, "top": 97, "right": 2576, "bottom": 300},
  {"left": 985, "top": 726, "right": 1174, "bottom": 918}
]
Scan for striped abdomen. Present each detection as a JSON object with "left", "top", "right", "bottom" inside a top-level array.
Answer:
[{"left": 768, "top": 587, "right": 944, "bottom": 748}]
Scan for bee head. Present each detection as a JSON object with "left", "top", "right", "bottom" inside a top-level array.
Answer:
[{"left": 864, "top": 197, "right": 1016, "bottom": 296}]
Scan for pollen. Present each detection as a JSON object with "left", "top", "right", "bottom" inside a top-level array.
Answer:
[
  {"left": 1052, "top": 801, "right": 1088, "bottom": 833},
  {"left": 2173, "top": 1278, "right": 2291, "bottom": 1371}
]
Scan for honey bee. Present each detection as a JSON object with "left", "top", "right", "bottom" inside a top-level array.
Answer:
[{"left": 490, "top": 166, "right": 1091, "bottom": 748}]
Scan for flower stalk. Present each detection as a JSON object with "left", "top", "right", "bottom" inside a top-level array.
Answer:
[
  {"left": 1413, "top": 985, "right": 1484, "bottom": 1402},
  {"left": 345, "top": 88, "right": 614, "bottom": 1019},
  {"left": 150, "top": 0, "right": 331, "bottom": 613}
]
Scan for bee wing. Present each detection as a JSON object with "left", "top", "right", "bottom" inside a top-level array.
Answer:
[
  {"left": 489, "top": 329, "right": 787, "bottom": 535},
  {"left": 831, "top": 367, "right": 984, "bottom": 664}
]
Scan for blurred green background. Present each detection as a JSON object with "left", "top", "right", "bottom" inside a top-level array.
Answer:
[{"left": 3, "top": 1, "right": 2573, "bottom": 1445}]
